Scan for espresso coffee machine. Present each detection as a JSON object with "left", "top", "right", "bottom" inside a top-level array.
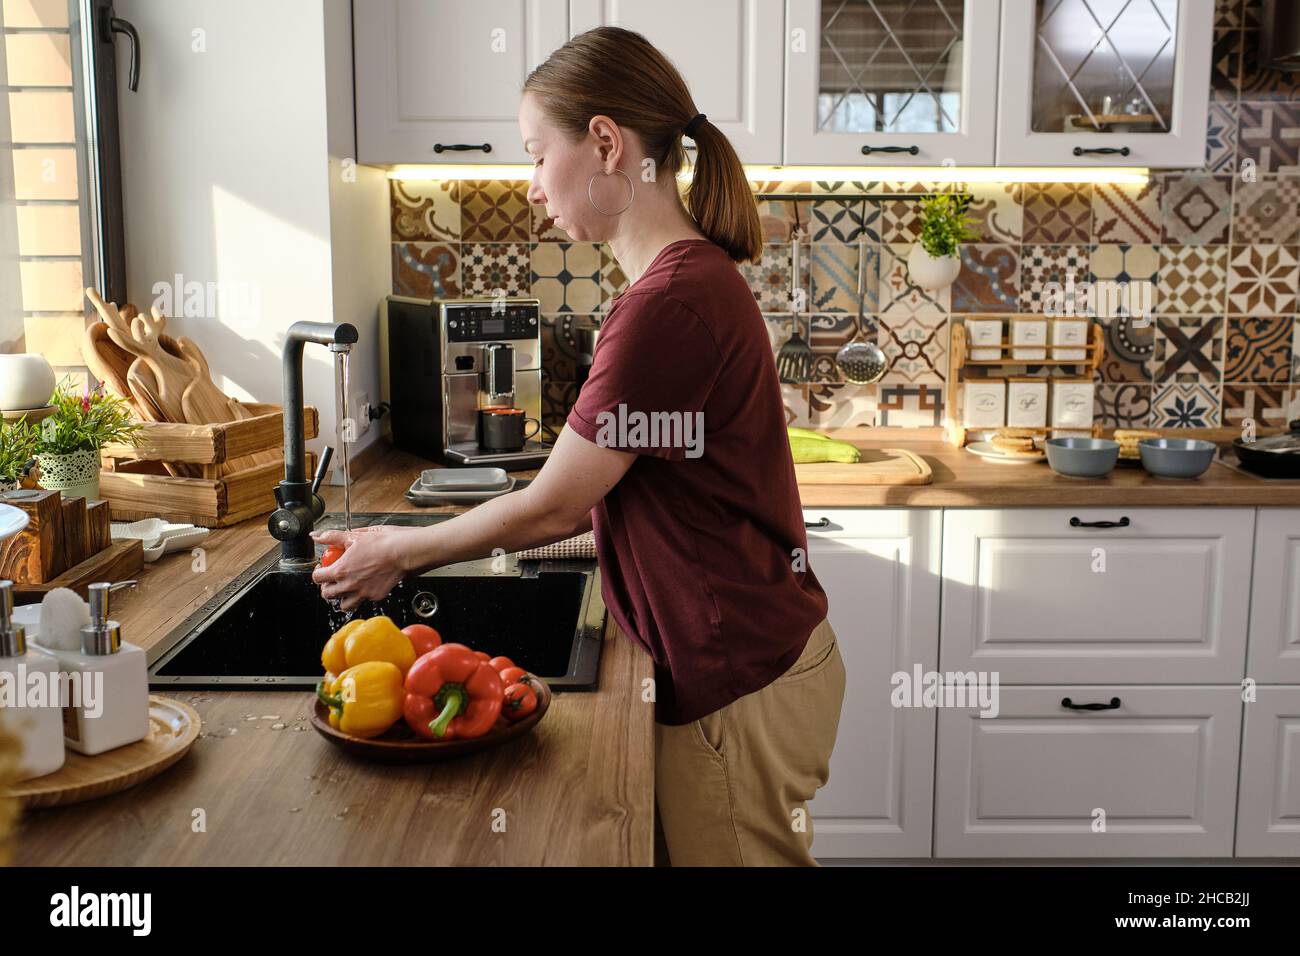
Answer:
[{"left": 382, "top": 296, "right": 551, "bottom": 470}]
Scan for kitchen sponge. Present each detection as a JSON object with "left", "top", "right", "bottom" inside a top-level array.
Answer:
[{"left": 38, "top": 587, "right": 91, "bottom": 651}]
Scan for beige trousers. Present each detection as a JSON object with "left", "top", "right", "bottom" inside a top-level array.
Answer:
[{"left": 653, "top": 616, "right": 846, "bottom": 866}]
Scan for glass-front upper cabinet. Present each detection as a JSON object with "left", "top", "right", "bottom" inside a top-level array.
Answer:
[
  {"left": 784, "top": 0, "right": 1000, "bottom": 165},
  {"left": 997, "top": 0, "right": 1212, "bottom": 167}
]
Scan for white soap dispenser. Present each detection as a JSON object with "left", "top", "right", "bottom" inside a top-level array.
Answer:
[
  {"left": 0, "top": 579, "right": 65, "bottom": 780},
  {"left": 60, "top": 580, "right": 149, "bottom": 756}
]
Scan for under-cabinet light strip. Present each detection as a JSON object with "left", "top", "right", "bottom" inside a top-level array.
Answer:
[{"left": 387, "top": 164, "right": 1150, "bottom": 184}]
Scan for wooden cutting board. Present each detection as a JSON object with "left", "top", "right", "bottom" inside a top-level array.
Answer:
[{"left": 793, "top": 447, "right": 932, "bottom": 485}]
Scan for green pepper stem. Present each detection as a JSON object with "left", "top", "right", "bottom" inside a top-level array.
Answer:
[
  {"left": 428, "top": 686, "right": 465, "bottom": 738},
  {"left": 316, "top": 680, "right": 343, "bottom": 712}
]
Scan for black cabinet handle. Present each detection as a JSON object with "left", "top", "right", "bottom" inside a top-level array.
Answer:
[
  {"left": 1073, "top": 146, "right": 1130, "bottom": 157},
  {"left": 1070, "top": 515, "right": 1130, "bottom": 528},
  {"left": 862, "top": 144, "right": 920, "bottom": 155},
  {"left": 433, "top": 143, "right": 492, "bottom": 154},
  {"left": 804, "top": 517, "right": 830, "bottom": 529},
  {"left": 1062, "top": 697, "right": 1121, "bottom": 711}
]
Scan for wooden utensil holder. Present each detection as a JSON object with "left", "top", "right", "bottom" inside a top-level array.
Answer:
[
  {"left": 945, "top": 322, "right": 1107, "bottom": 448},
  {"left": 96, "top": 402, "right": 319, "bottom": 528}
]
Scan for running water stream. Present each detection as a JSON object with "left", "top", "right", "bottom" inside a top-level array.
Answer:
[{"left": 334, "top": 349, "right": 352, "bottom": 532}]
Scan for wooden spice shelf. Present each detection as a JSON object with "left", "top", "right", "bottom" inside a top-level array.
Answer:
[{"left": 945, "top": 321, "right": 1107, "bottom": 448}]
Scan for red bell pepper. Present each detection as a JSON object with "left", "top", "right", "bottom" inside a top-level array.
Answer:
[{"left": 404, "top": 643, "right": 504, "bottom": 740}]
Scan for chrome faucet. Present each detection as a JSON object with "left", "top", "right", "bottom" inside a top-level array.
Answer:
[{"left": 269, "top": 320, "right": 358, "bottom": 570}]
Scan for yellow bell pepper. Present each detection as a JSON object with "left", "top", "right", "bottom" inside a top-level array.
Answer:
[
  {"left": 320, "top": 615, "right": 416, "bottom": 676},
  {"left": 316, "top": 661, "right": 405, "bottom": 738}
]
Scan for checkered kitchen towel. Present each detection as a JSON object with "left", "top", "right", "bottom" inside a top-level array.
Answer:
[{"left": 516, "top": 530, "right": 596, "bottom": 559}]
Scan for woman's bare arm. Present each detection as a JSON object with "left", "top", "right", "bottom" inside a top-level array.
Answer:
[
  {"left": 311, "top": 427, "right": 626, "bottom": 607},
  {"left": 399, "top": 425, "right": 627, "bottom": 574}
]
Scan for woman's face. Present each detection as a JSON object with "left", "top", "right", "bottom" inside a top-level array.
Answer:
[{"left": 519, "top": 93, "right": 626, "bottom": 242}]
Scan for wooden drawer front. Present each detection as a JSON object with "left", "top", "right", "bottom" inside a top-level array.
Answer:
[
  {"left": 935, "top": 686, "right": 1242, "bottom": 858},
  {"left": 1236, "top": 687, "right": 1300, "bottom": 858},
  {"left": 940, "top": 508, "right": 1254, "bottom": 683},
  {"left": 804, "top": 509, "right": 941, "bottom": 858},
  {"left": 1247, "top": 509, "right": 1300, "bottom": 684}
]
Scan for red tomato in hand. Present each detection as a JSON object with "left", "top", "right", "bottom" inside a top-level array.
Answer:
[
  {"left": 401, "top": 623, "right": 442, "bottom": 658},
  {"left": 320, "top": 546, "right": 345, "bottom": 567}
]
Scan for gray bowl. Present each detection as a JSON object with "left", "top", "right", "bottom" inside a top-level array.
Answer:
[
  {"left": 1045, "top": 437, "right": 1120, "bottom": 478},
  {"left": 1138, "top": 438, "right": 1216, "bottom": 478}
]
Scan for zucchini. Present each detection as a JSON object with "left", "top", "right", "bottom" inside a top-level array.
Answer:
[{"left": 789, "top": 435, "right": 860, "bottom": 463}]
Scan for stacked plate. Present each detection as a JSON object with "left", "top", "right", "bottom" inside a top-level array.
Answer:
[{"left": 406, "top": 466, "right": 518, "bottom": 504}]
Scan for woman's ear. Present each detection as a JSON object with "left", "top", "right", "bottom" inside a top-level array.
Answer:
[{"left": 588, "top": 114, "right": 624, "bottom": 171}]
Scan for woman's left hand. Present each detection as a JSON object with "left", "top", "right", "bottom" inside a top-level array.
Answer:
[{"left": 310, "top": 526, "right": 416, "bottom": 611}]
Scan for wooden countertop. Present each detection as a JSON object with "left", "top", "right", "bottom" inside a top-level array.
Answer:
[
  {"left": 11, "top": 425, "right": 1296, "bottom": 865},
  {"left": 794, "top": 428, "right": 1300, "bottom": 508},
  {"left": 11, "top": 443, "right": 655, "bottom": 867}
]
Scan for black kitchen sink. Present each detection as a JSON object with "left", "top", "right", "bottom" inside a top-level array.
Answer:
[{"left": 147, "top": 512, "right": 605, "bottom": 691}]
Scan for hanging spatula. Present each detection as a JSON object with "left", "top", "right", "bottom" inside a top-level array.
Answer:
[{"left": 776, "top": 228, "right": 813, "bottom": 385}]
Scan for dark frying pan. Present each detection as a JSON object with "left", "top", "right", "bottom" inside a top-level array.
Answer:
[{"left": 1233, "top": 419, "right": 1300, "bottom": 478}]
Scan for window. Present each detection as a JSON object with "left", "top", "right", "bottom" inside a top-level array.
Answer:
[{"left": 1, "top": 0, "right": 130, "bottom": 394}]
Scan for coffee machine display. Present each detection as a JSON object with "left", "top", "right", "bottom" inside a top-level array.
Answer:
[{"left": 383, "top": 296, "right": 552, "bottom": 470}]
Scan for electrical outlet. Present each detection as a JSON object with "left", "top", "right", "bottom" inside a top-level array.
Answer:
[{"left": 354, "top": 392, "right": 371, "bottom": 435}]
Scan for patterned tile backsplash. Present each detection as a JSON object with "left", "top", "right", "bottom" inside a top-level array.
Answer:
[{"left": 387, "top": 2, "right": 1300, "bottom": 435}]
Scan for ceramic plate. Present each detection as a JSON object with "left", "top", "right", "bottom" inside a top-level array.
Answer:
[
  {"left": 0, "top": 502, "right": 28, "bottom": 542},
  {"left": 405, "top": 475, "right": 517, "bottom": 502},
  {"left": 965, "top": 441, "right": 1046, "bottom": 465}
]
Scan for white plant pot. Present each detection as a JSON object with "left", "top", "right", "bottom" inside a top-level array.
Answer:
[
  {"left": 907, "top": 244, "right": 962, "bottom": 292},
  {"left": 0, "top": 353, "right": 56, "bottom": 411},
  {"left": 36, "top": 448, "right": 101, "bottom": 502}
]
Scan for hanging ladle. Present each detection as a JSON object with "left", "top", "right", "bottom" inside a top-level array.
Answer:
[{"left": 834, "top": 238, "right": 888, "bottom": 385}]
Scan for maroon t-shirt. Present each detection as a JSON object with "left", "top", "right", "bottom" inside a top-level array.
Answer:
[{"left": 564, "top": 237, "right": 828, "bottom": 726}]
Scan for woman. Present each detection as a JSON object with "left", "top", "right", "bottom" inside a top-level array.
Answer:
[{"left": 312, "top": 27, "right": 845, "bottom": 867}]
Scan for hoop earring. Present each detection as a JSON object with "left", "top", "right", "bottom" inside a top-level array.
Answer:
[{"left": 587, "top": 168, "right": 635, "bottom": 216}]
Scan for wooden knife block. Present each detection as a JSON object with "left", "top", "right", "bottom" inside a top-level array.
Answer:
[{"left": 0, "top": 488, "right": 141, "bottom": 603}]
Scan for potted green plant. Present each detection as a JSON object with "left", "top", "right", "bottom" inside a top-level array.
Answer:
[
  {"left": 908, "top": 193, "right": 977, "bottom": 292},
  {"left": 0, "top": 417, "right": 38, "bottom": 493},
  {"left": 33, "top": 379, "right": 141, "bottom": 502}
]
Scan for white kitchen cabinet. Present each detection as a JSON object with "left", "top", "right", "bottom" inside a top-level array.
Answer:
[
  {"left": 569, "top": 0, "right": 785, "bottom": 165},
  {"left": 353, "top": 0, "right": 569, "bottom": 165},
  {"left": 784, "top": 0, "right": 1000, "bottom": 166},
  {"left": 996, "top": 0, "right": 1213, "bottom": 167},
  {"left": 940, "top": 508, "right": 1254, "bottom": 684},
  {"left": 801, "top": 508, "right": 941, "bottom": 859},
  {"left": 934, "top": 685, "right": 1242, "bottom": 858},
  {"left": 1246, "top": 508, "right": 1300, "bottom": 685},
  {"left": 1236, "top": 686, "right": 1300, "bottom": 858}
]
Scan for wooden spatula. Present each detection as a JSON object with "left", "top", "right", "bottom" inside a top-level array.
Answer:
[
  {"left": 83, "top": 321, "right": 197, "bottom": 478},
  {"left": 83, "top": 322, "right": 134, "bottom": 407},
  {"left": 86, "top": 289, "right": 197, "bottom": 421}
]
